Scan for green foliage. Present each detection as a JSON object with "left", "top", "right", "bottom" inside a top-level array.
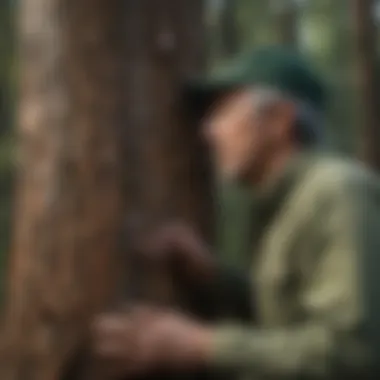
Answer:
[
  {"left": 299, "top": 0, "right": 358, "bottom": 152},
  {"left": 237, "top": 0, "right": 276, "bottom": 50}
]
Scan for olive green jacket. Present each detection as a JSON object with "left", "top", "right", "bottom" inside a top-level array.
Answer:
[{"left": 209, "top": 152, "right": 380, "bottom": 379}]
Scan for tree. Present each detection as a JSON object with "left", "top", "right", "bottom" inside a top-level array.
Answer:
[
  {"left": 0, "top": 0, "right": 14, "bottom": 134},
  {"left": 122, "top": 0, "right": 210, "bottom": 240},
  {"left": 220, "top": 0, "right": 239, "bottom": 57},
  {"left": 120, "top": 0, "right": 215, "bottom": 333},
  {"left": 271, "top": 0, "right": 298, "bottom": 47},
  {"left": 1, "top": 0, "right": 127, "bottom": 378},
  {"left": 1, "top": 0, "right": 208, "bottom": 379},
  {"left": 352, "top": 0, "right": 380, "bottom": 169}
]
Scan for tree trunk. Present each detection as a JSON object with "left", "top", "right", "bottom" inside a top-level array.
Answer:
[
  {"left": 122, "top": 0, "right": 211, "bottom": 241},
  {"left": 272, "top": 0, "right": 298, "bottom": 47},
  {"left": 352, "top": 0, "right": 380, "bottom": 169},
  {"left": 1, "top": 0, "right": 210, "bottom": 379},
  {"left": 1, "top": 0, "right": 126, "bottom": 378},
  {"left": 220, "top": 0, "right": 239, "bottom": 58}
]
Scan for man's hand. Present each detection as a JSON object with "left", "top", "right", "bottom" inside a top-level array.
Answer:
[
  {"left": 140, "top": 221, "right": 215, "bottom": 281},
  {"left": 92, "top": 307, "right": 213, "bottom": 376},
  {"left": 91, "top": 311, "right": 144, "bottom": 378}
]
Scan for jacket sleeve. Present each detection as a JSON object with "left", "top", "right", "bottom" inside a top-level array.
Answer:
[
  {"left": 210, "top": 263, "right": 254, "bottom": 321},
  {"left": 206, "top": 170, "right": 380, "bottom": 378},
  {"left": 185, "top": 260, "right": 254, "bottom": 322}
]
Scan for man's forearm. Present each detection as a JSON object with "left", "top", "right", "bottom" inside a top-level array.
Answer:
[
  {"left": 186, "top": 261, "right": 253, "bottom": 322},
  {"left": 206, "top": 323, "right": 371, "bottom": 379}
]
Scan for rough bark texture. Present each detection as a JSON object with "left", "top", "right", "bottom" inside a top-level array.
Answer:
[
  {"left": 1, "top": 0, "right": 126, "bottom": 378},
  {"left": 122, "top": 0, "right": 211, "bottom": 239},
  {"left": 1, "top": 0, "right": 210, "bottom": 379},
  {"left": 352, "top": 0, "right": 380, "bottom": 169},
  {"left": 120, "top": 0, "right": 215, "bottom": 327}
]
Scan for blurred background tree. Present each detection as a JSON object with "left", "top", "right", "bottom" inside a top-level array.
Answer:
[{"left": 0, "top": 0, "right": 15, "bottom": 305}]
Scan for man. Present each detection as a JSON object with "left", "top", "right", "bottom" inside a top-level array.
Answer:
[{"left": 92, "top": 47, "right": 380, "bottom": 379}]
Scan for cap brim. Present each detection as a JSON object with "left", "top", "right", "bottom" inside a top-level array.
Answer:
[{"left": 182, "top": 77, "right": 237, "bottom": 120}]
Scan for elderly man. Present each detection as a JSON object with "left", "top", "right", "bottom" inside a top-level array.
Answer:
[{"left": 93, "top": 47, "right": 380, "bottom": 379}]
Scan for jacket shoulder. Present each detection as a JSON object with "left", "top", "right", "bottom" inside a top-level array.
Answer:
[{"left": 305, "top": 154, "right": 380, "bottom": 200}]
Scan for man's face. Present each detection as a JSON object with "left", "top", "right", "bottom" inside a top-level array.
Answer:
[
  {"left": 202, "top": 89, "right": 280, "bottom": 182},
  {"left": 203, "top": 88, "right": 295, "bottom": 182}
]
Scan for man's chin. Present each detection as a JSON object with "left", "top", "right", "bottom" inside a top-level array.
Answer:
[{"left": 218, "top": 169, "right": 248, "bottom": 185}]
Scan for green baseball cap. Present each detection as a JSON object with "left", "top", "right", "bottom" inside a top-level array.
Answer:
[{"left": 184, "top": 46, "right": 326, "bottom": 119}]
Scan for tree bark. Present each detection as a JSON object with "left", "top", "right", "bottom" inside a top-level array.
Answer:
[
  {"left": 220, "top": 0, "right": 239, "bottom": 58},
  {"left": 352, "top": 0, "right": 380, "bottom": 169},
  {"left": 122, "top": 0, "right": 211, "bottom": 241},
  {"left": 1, "top": 0, "right": 210, "bottom": 379},
  {"left": 1, "top": 0, "right": 126, "bottom": 378}
]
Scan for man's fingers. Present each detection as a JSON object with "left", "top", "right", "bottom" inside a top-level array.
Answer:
[
  {"left": 129, "top": 305, "right": 163, "bottom": 326},
  {"left": 92, "top": 329, "right": 138, "bottom": 361},
  {"left": 90, "top": 311, "right": 161, "bottom": 378},
  {"left": 91, "top": 314, "right": 135, "bottom": 355},
  {"left": 92, "top": 315, "right": 128, "bottom": 338}
]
